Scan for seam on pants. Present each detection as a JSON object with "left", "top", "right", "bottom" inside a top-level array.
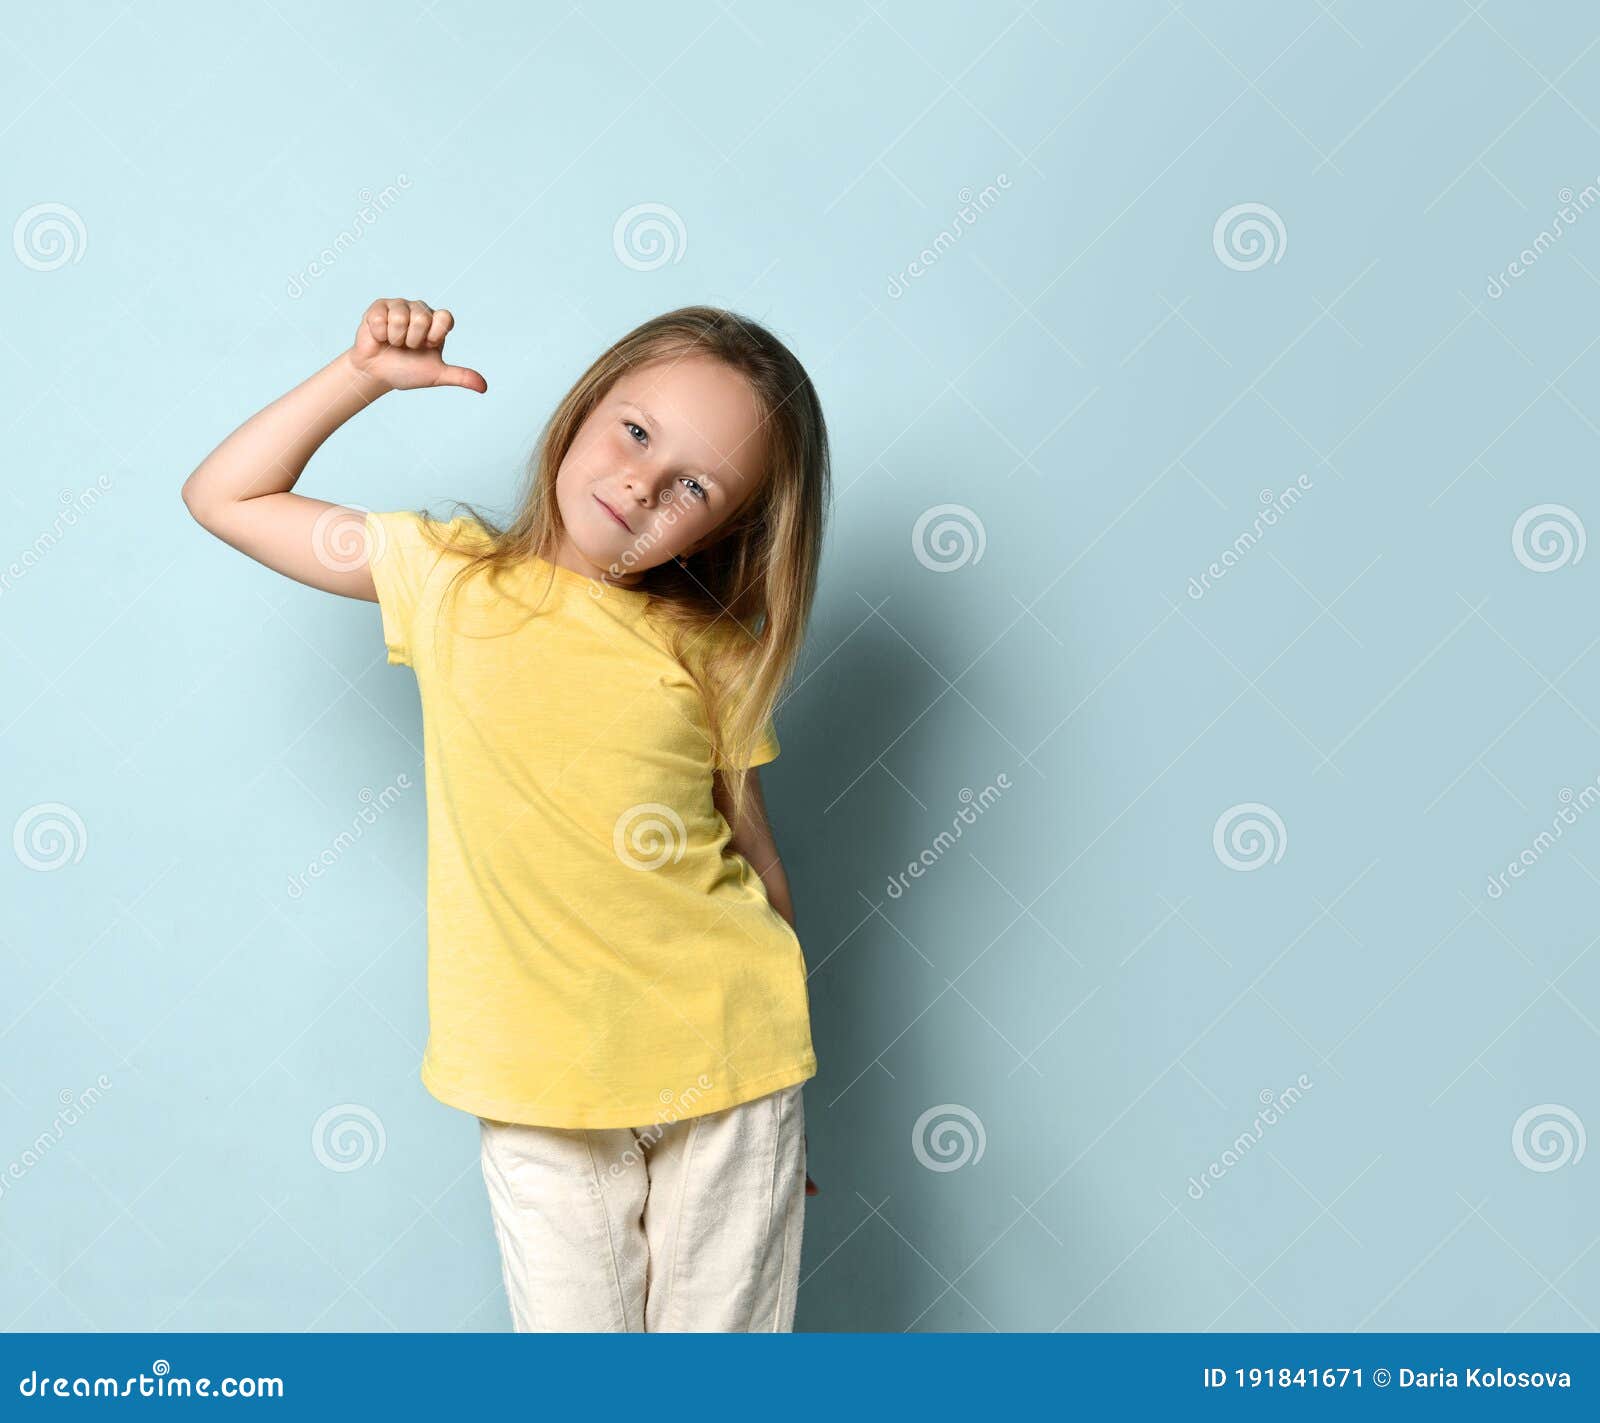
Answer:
[
  {"left": 580, "top": 1129, "right": 633, "bottom": 1332},
  {"left": 479, "top": 1127, "right": 524, "bottom": 1331},
  {"left": 487, "top": 1210, "right": 521, "bottom": 1331},
  {"left": 658, "top": 1114, "right": 702, "bottom": 1333},
  {"left": 765, "top": 1088, "right": 787, "bottom": 1331}
]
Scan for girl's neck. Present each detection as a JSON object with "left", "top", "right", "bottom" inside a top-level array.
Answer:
[{"left": 546, "top": 535, "right": 649, "bottom": 592}]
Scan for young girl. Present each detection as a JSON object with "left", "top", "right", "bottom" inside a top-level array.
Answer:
[{"left": 182, "top": 297, "right": 829, "bottom": 1332}]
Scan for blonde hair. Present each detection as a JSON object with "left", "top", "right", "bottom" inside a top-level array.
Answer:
[{"left": 408, "top": 304, "right": 830, "bottom": 829}]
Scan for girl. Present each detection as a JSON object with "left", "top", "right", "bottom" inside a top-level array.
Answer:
[{"left": 182, "top": 297, "right": 830, "bottom": 1332}]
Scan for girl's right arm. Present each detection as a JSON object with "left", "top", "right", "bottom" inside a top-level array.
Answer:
[{"left": 180, "top": 297, "right": 486, "bottom": 599}]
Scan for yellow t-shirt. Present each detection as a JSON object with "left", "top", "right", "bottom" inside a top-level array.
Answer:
[{"left": 364, "top": 509, "right": 817, "bottom": 1128}]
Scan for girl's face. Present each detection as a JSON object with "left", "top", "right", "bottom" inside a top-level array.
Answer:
[{"left": 553, "top": 355, "right": 770, "bottom": 586}]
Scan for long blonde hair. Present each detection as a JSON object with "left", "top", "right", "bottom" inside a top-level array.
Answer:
[{"left": 407, "top": 304, "right": 830, "bottom": 828}]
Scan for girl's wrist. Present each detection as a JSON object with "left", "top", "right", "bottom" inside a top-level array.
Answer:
[{"left": 335, "top": 347, "right": 393, "bottom": 404}]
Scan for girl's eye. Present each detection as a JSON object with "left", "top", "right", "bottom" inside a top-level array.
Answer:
[{"left": 623, "top": 420, "right": 705, "bottom": 502}]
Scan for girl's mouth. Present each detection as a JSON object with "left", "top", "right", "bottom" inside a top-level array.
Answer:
[{"left": 594, "top": 493, "right": 632, "bottom": 533}]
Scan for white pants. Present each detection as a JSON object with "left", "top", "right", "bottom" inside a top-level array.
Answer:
[{"left": 478, "top": 1082, "right": 807, "bottom": 1332}]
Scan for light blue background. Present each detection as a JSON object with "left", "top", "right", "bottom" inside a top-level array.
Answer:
[{"left": 3, "top": 0, "right": 1598, "bottom": 1332}]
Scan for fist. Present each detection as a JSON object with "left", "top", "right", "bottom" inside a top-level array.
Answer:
[{"left": 349, "top": 298, "right": 487, "bottom": 394}]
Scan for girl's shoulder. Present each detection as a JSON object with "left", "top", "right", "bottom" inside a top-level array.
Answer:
[
  {"left": 393, "top": 511, "right": 498, "bottom": 577},
  {"left": 690, "top": 610, "right": 762, "bottom": 659},
  {"left": 664, "top": 611, "right": 765, "bottom": 691},
  {"left": 418, "top": 511, "right": 495, "bottom": 548}
]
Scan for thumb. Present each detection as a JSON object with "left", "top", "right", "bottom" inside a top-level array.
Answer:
[{"left": 433, "top": 364, "right": 488, "bottom": 393}]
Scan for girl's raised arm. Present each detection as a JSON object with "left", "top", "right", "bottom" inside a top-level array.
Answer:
[{"left": 180, "top": 297, "right": 486, "bottom": 600}]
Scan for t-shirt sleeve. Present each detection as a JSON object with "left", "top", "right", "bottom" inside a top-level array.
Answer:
[
  {"left": 715, "top": 715, "right": 780, "bottom": 772},
  {"left": 695, "top": 618, "right": 782, "bottom": 771},
  {"left": 365, "top": 509, "right": 437, "bottom": 668},
  {"left": 750, "top": 716, "right": 780, "bottom": 767}
]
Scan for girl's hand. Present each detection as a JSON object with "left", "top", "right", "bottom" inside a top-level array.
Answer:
[{"left": 347, "top": 297, "right": 488, "bottom": 394}]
